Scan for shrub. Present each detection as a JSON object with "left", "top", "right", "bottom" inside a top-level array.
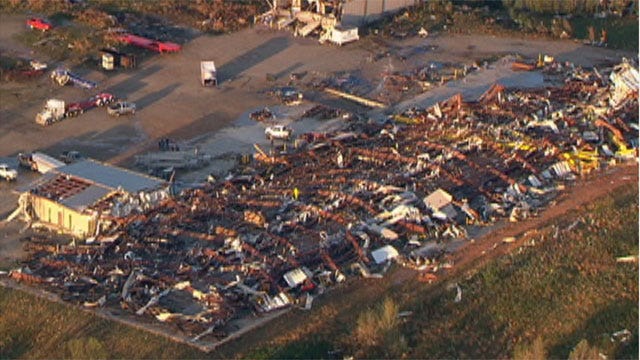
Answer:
[
  {"left": 569, "top": 339, "right": 602, "bottom": 360},
  {"left": 513, "top": 336, "right": 547, "bottom": 360},
  {"left": 67, "top": 337, "right": 108, "bottom": 360}
]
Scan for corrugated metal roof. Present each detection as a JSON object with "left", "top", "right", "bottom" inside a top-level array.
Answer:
[
  {"left": 60, "top": 184, "right": 112, "bottom": 211},
  {"left": 283, "top": 267, "right": 310, "bottom": 288},
  {"left": 424, "top": 188, "right": 453, "bottom": 211},
  {"left": 54, "top": 159, "right": 165, "bottom": 193},
  {"left": 18, "top": 172, "right": 57, "bottom": 193}
]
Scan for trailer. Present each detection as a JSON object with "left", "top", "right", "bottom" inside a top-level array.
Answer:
[
  {"left": 18, "top": 152, "right": 65, "bottom": 174},
  {"left": 114, "top": 33, "right": 181, "bottom": 53},
  {"left": 35, "top": 93, "right": 115, "bottom": 126},
  {"left": 200, "top": 61, "right": 217, "bottom": 86},
  {"left": 100, "top": 48, "right": 137, "bottom": 70},
  {"left": 51, "top": 67, "right": 97, "bottom": 89}
]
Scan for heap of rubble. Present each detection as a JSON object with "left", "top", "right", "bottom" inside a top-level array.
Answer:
[{"left": 7, "top": 60, "right": 638, "bottom": 344}]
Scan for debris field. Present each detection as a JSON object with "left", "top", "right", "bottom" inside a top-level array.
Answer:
[{"left": 7, "top": 59, "right": 638, "bottom": 345}]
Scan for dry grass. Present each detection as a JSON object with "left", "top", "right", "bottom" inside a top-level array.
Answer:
[{"left": 0, "top": 287, "right": 202, "bottom": 359}]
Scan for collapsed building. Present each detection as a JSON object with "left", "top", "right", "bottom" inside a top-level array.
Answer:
[
  {"left": 259, "top": 0, "right": 426, "bottom": 45},
  {"left": 4, "top": 59, "right": 638, "bottom": 347},
  {"left": 11, "top": 159, "right": 169, "bottom": 237},
  {"left": 257, "top": 0, "right": 419, "bottom": 45}
]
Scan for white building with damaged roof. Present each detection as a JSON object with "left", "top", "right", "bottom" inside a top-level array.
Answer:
[{"left": 13, "top": 159, "right": 169, "bottom": 237}]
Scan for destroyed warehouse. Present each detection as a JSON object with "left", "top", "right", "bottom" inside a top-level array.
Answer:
[
  {"left": 14, "top": 159, "right": 169, "bottom": 237},
  {"left": 257, "top": 0, "right": 421, "bottom": 45},
  {"left": 3, "top": 53, "right": 638, "bottom": 348}
]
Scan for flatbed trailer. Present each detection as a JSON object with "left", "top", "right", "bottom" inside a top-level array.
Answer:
[{"left": 114, "top": 33, "right": 181, "bottom": 53}]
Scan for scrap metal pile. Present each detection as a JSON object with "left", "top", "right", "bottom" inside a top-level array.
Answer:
[{"left": 9, "top": 60, "right": 638, "bottom": 343}]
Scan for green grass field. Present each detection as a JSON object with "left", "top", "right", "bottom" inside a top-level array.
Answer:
[{"left": 0, "top": 289, "right": 203, "bottom": 359}]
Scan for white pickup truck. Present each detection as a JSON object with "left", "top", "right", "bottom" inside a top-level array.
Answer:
[
  {"left": 107, "top": 101, "right": 136, "bottom": 116},
  {"left": 0, "top": 163, "right": 18, "bottom": 181},
  {"left": 265, "top": 125, "right": 293, "bottom": 140}
]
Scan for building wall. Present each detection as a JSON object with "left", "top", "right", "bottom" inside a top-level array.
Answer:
[
  {"left": 30, "top": 195, "right": 96, "bottom": 237},
  {"left": 341, "top": 0, "right": 422, "bottom": 27}
]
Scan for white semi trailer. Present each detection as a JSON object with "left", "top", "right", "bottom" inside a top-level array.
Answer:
[{"left": 200, "top": 61, "right": 217, "bottom": 86}]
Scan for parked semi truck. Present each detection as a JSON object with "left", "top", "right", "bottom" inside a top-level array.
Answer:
[
  {"left": 35, "top": 93, "right": 115, "bottom": 126},
  {"left": 18, "top": 152, "right": 65, "bottom": 173},
  {"left": 50, "top": 67, "right": 97, "bottom": 89}
]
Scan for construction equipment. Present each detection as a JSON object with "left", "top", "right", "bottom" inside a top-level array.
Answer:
[
  {"left": 35, "top": 93, "right": 114, "bottom": 126},
  {"left": 562, "top": 149, "right": 600, "bottom": 175},
  {"left": 50, "top": 67, "right": 97, "bottom": 89},
  {"left": 595, "top": 118, "right": 637, "bottom": 159}
]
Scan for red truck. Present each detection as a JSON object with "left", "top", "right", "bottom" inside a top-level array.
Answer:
[
  {"left": 114, "top": 33, "right": 181, "bottom": 53},
  {"left": 26, "top": 18, "right": 52, "bottom": 31}
]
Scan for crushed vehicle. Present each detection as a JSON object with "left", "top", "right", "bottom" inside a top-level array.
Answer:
[
  {"left": 250, "top": 107, "right": 274, "bottom": 122},
  {"left": 107, "top": 101, "right": 136, "bottom": 116},
  {"left": 265, "top": 124, "right": 293, "bottom": 140},
  {"left": 270, "top": 87, "right": 303, "bottom": 105},
  {"left": 0, "top": 164, "right": 17, "bottom": 181}
]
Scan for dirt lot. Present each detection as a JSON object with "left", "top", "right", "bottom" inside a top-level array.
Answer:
[{"left": 0, "top": 13, "right": 633, "bottom": 163}]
